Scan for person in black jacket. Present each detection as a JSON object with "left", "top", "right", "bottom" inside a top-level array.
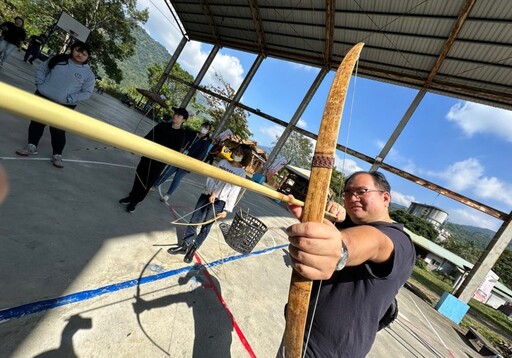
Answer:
[
  {"left": 151, "top": 121, "right": 213, "bottom": 203},
  {"left": 23, "top": 34, "right": 45, "bottom": 64},
  {"left": 0, "top": 16, "right": 27, "bottom": 68},
  {"left": 119, "top": 107, "right": 188, "bottom": 213},
  {"left": 0, "top": 16, "right": 26, "bottom": 67}
]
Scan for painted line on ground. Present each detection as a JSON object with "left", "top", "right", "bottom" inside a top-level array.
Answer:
[
  {"left": 0, "top": 156, "right": 135, "bottom": 169},
  {"left": 195, "top": 254, "right": 258, "bottom": 358},
  {"left": 0, "top": 244, "right": 287, "bottom": 323}
]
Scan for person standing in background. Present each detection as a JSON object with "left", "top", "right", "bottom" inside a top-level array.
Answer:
[
  {"left": 118, "top": 107, "right": 189, "bottom": 213},
  {"left": 15, "top": 41, "right": 95, "bottom": 168},
  {"left": 0, "top": 16, "right": 26, "bottom": 68},
  {"left": 152, "top": 121, "right": 213, "bottom": 203},
  {"left": 23, "top": 34, "right": 45, "bottom": 64},
  {"left": 168, "top": 144, "right": 253, "bottom": 263}
]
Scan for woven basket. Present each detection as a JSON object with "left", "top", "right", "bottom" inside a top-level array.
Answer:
[{"left": 221, "top": 211, "right": 267, "bottom": 254}]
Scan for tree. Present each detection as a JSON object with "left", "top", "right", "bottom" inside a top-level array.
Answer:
[
  {"left": 390, "top": 209, "right": 439, "bottom": 242},
  {"left": 146, "top": 62, "right": 196, "bottom": 115},
  {"left": 7, "top": 0, "right": 148, "bottom": 82},
  {"left": 441, "top": 235, "right": 482, "bottom": 264},
  {"left": 493, "top": 249, "right": 512, "bottom": 288},
  {"left": 203, "top": 73, "right": 252, "bottom": 140},
  {"left": 330, "top": 168, "right": 345, "bottom": 202},
  {"left": 273, "top": 131, "right": 313, "bottom": 169}
]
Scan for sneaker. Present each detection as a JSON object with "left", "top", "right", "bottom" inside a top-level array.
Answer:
[
  {"left": 119, "top": 197, "right": 131, "bottom": 205},
  {"left": 16, "top": 144, "right": 38, "bottom": 156},
  {"left": 126, "top": 202, "right": 137, "bottom": 213},
  {"left": 160, "top": 194, "right": 169, "bottom": 203},
  {"left": 51, "top": 154, "right": 64, "bottom": 168},
  {"left": 167, "top": 243, "right": 188, "bottom": 255},
  {"left": 149, "top": 186, "right": 156, "bottom": 192}
]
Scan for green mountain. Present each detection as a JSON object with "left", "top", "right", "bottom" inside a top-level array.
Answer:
[
  {"left": 390, "top": 202, "right": 407, "bottom": 211},
  {"left": 118, "top": 26, "right": 171, "bottom": 88},
  {"left": 457, "top": 224, "right": 496, "bottom": 237},
  {"left": 445, "top": 222, "right": 498, "bottom": 249}
]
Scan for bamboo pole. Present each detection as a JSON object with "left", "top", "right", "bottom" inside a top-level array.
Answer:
[{"left": 0, "top": 83, "right": 338, "bottom": 219}]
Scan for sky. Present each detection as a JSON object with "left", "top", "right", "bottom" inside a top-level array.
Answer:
[{"left": 136, "top": 0, "right": 512, "bottom": 232}]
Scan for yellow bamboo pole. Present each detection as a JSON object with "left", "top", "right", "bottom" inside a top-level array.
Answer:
[{"left": 0, "top": 83, "right": 338, "bottom": 219}]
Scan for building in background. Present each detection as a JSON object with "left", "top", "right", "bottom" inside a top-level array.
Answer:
[{"left": 407, "top": 202, "right": 449, "bottom": 230}]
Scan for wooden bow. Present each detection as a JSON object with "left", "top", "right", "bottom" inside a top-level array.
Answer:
[{"left": 283, "top": 42, "right": 364, "bottom": 358}]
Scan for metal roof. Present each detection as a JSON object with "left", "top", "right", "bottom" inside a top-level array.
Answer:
[
  {"left": 167, "top": 0, "right": 511, "bottom": 109},
  {"left": 285, "top": 164, "right": 311, "bottom": 180}
]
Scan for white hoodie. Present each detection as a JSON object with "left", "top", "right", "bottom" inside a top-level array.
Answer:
[{"left": 204, "top": 159, "right": 246, "bottom": 212}]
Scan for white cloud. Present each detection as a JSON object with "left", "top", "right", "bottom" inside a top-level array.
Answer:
[
  {"left": 375, "top": 140, "right": 417, "bottom": 174},
  {"left": 297, "top": 118, "right": 307, "bottom": 129},
  {"left": 446, "top": 101, "right": 512, "bottom": 142},
  {"left": 290, "top": 62, "right": 316, "bottom": 72},
  {"left": 260, "top": 125, "right": 284, "bottom": 142},
  {"left": 334, "top": 156, "right": 362, "bottom": 176},
  {"left": 429, "top": 158, "right": 484, "bottom": 191},
  {"left": 137, "top": 1, "right": 244, "bottom": 89},
  {"left": 390, "top": 191, "right": 415, "bottom": 208},
  {"left": 207, "top": 54, "right": 245, "bottom": 89},
  {"left": 448, "top": 208, "right": 500, "bottom": 232},
  {"left": 428, "top": 158, "right": 512, "bottom": 207}
]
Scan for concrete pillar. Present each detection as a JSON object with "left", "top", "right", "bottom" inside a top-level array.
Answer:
[{"left": 454, "top": 213, "right": 512, "bottom": 303}]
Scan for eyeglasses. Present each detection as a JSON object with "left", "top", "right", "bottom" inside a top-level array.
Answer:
[{"left": 341, "top": 188, "right": 385, "bottom": 199}]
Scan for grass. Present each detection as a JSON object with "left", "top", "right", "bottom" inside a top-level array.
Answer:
[{"left": 409, "top": 266, "right": 512, "bottom": 357}]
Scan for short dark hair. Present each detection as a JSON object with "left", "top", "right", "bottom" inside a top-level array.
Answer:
[
  {"left": 70, "top": 41, "right": 91, "bottom": 56},
  {"left": 236, "top": 144, "right": 253, "bottom": 167},
  {"left": 201, "top": 121, "right": 212, "bottom": 130},
  {"left": 344, "top": 171, "right": 391, "bottom": 192},
  {"left": 48, "top": 41, "right": 91, "bottom": 69}
]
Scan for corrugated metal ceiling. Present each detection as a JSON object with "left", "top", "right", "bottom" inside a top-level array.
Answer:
[{"left": 167, "top": 0, "right": 512, "bottom": 110}]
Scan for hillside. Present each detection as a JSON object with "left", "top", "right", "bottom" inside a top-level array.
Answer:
[
  {"left": 457, "top": 224, "right": 496, "bottom": 237},
  {"left": 444, "top": 222, "right": 498, "bottom": 249},
  {"left": 390, "top": 202, "right": 407, "bottom": 211},
  {"left": 118, "top": 26, "right": 171, "bottom": 88}
]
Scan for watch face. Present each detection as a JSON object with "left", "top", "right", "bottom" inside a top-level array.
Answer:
[{"left": 336, "top": 242, "right": 349, "bottom": 271}]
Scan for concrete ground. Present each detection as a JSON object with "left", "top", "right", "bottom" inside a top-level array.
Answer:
[{"left": 0, "top": 50, "right": 481, "bottom": 357}]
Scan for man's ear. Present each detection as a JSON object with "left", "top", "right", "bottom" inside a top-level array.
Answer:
[{"left": 383, "top": 191, "right": 391, "bottom": 207}]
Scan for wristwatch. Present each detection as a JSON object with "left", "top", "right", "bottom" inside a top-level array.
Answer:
[{"left": 335, "top": 240, "right": 349, "bottom": 271}]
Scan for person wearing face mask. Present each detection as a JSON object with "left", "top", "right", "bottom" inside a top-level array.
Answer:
[
  {"left": 168, "top": 144, "right": 253, "bottom": 263},
  {"left": 118, "top": 107, "right": 188, "bottom": 213},
  {"left": 151, "top": 121, "right": 213, "bottom": 203}
]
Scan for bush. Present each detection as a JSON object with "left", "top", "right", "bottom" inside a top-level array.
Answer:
[{"left": 415, "top": 257, "right": 426, "bottom": 269}]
